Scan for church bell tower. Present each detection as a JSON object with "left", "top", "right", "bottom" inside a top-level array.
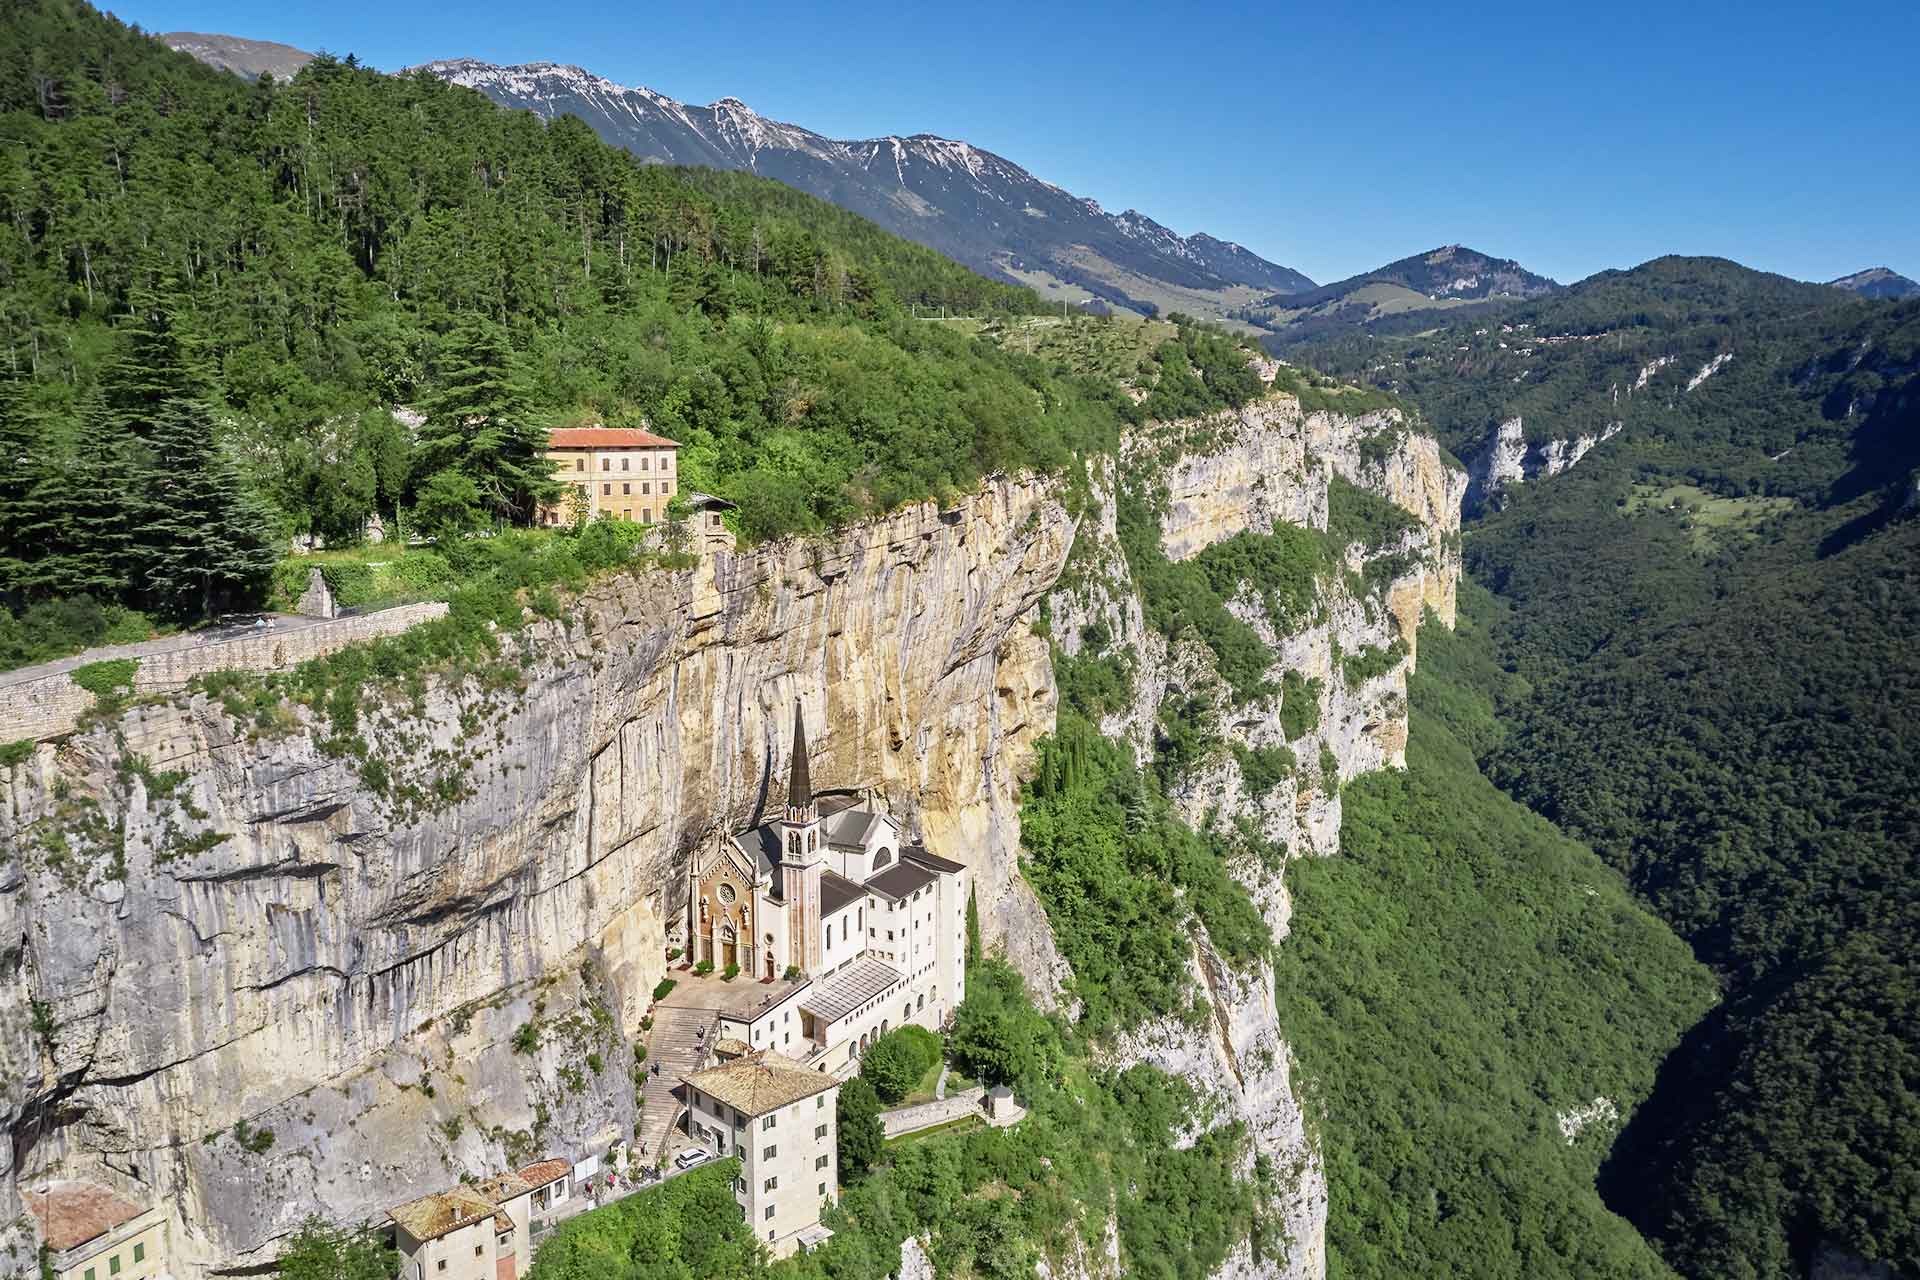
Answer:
[{"left": 780, "top": 699, "right": 825, "bottom": 975}]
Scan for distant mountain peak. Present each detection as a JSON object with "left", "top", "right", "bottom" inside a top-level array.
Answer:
[
  {"left": 162, "top": 31, "right": 313, "bottom": 81},
  {"left": 1827, "top": 267, "right": 1919, "bottom": 300}
]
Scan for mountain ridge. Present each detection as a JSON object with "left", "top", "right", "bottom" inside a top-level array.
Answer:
[
  {"left": 1277, "top": 243, "right": 1560, "bottom": 308},
  {"left": 403, "top": 56, "right": 1316, "bottom": 320},
  {"left": 1250, "top": 243, "right": 1560, "bottom": 349}
]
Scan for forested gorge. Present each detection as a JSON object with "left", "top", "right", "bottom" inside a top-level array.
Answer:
[{"left": 1313, "top": 261, "right": 1920, "bottom": 1278}]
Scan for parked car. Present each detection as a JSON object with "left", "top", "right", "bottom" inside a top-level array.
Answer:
[{"left": 673, "top": 1148, "right": 712, "bottom": 1170}]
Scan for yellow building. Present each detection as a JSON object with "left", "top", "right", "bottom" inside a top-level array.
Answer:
[
  {"left": 538, "top": 426, "right": 680, "bottom": 526},
  {"left": 26, "top": 1181, "right": 168, "bottom": 1280}
]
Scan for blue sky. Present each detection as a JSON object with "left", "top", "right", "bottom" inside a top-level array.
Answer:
[{"left": 113, "top": 0, "right": 1919, "bottom": 287}]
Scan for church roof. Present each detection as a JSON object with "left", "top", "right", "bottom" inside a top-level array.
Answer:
[
  {"left": 904, "top": 845, "right": 966, "bottom": 875},
  {"left": 820, "top": 870, "right": 865, "bottom": 919},
  {"left": 732, "top": 821, "right": 785, "bottom": 899},
  {"left": 866, "top": 859, "right": 938, "bottom": 901},
  {"left": 801, "top": 957, "right": 906, "bottom": 1024},
  {"left": 684, "top": 1049, "right": 836, "bottom": 1116},
  {"left": 825, "top": 807, "right": 883, "bottom": 847},
  {"left": 787, "top": 700, "right": 812, "bottom": 809}
]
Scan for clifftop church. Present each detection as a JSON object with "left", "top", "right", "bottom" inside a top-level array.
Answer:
[{"left": 682, "top": 702, "right": 969, "bottom": 1074}]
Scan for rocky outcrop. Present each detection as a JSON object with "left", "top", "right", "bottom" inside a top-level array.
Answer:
[
  {"left": 1048, "top": 398, "right": 1465, "bottom": 1280},
  {"left": 0, "top": 477, "right": 1074, "bottom": 1273},
  {"left": 1465, "top": 415, "right": 1622, "bottom": 510}
]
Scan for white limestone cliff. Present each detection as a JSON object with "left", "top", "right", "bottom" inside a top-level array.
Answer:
[
  {"left": 1465, "top": 415, "right": 1622, "bottom": 509},
  {"left": 0, "top": 477, "right": 1072, "bottom": 1274},
  {"left": 1, "top": 393, "right": 1464, "bottom": 1280}
]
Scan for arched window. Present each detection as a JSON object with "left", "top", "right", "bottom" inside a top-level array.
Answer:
[
  {"left": 787, "top": 831, "right": 799, "bottom": 857},
  {"left": 871, "top": 848, "right": 893, "bottom": 870}
]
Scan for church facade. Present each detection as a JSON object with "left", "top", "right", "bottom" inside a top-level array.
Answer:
[{"left": 684, "top": 702, "right": 969, "bottom": 1075}]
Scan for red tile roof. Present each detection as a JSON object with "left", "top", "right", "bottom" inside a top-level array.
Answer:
[
  {"left": 547, "top": 427, "right": 679, "bottom": 449},
  {"left": 516, "top": 1158, "right": 571, "bottom": 1191},
  {"left": 26, "top": 1182, "right": 145, "bottom": 1253}
]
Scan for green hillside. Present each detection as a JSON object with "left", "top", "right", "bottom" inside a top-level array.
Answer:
[
  {"left": 1316, "top": 257, "right": 1920, "bottom": 1277},
  {"left": 1276, "top": 598, "right": 1716, "bottom": 1278}
]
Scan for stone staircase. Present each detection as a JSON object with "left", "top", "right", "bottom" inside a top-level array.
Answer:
[{"left": 635, "top": 1005, "right": 720, "bottom": 1163}]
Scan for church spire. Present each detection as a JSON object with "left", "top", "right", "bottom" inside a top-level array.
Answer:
[{"left": 787, "top": 699, "right": 813, "bottom": 812}]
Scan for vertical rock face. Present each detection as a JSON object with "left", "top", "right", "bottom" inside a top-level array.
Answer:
[
  {"left": 1464, "top": 415, "right": 1622, "bottom": 510},
  {"left": 1, "top": 397, "right": 1463, "bottom": 1280},
  {"left": 0, "top": 477, "right": 1074, "bottom": 1273},
  {"left": 1049, "top": 397, "right": 1465, "bottom": 1280}
]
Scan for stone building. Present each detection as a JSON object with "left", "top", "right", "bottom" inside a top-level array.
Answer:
[
  {"left": 683, "top": 1050, "right": 840, "bottom": 1258},
  {"left": 683, "top": 491, "right": 739, "bottom": 552},
  {"left": 537, "top": 426, "right": 680, "bottom": 525},
  {"left": 684, "top": 701, "right": 970, "bottom": 1075},
  {"left": 386, "top": 1158, "right": 571, "bottom": 1280},
  {"left": 25, "top": 1182, "right": 168, "bottom": 1280}
]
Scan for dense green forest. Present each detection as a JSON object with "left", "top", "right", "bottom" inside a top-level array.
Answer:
[
  {"left": 1275, "top": 599, "right": 1716, "bottom": 1278},
  {"left": 0, "top": 0, "right": 1132, "bottom": 640},
  {"left": 1307, "top": 259, "right": 1920, "bottom": 1277}
]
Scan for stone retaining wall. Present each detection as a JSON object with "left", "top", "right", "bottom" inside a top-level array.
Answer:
[
  {"left": 880, "top": 1086, "right": 986, "bottom": 1138},
  {"left": 0, "top": 602, "right": 448, "bottom": 744}
]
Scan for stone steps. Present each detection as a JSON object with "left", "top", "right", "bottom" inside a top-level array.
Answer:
[{"left": 635, "top": 1006, "right": 719, "bottom": 1162}]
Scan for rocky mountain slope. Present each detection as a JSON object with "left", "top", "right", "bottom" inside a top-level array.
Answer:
[
  {"left": 161, "top": 32, "right": 315, "bottom": 80},
  {"left": 1827, "top": 266, "right": 1920, "bottom": 299},
  {"left": 1042, "top": 393, "right": 1464, "bottom": 1280},
  {"left": 1290, "top": 255, "right": 1920, "bottom": 1277},
  {"left": 400, "top": 57, "right": 1314, "bottom": 321},
  {"left": 0, "top": 384, "right": 1460, "bottom": 1278},
  {"left": 1252, "top": 245, "right": 1559, "bottom": 348}
]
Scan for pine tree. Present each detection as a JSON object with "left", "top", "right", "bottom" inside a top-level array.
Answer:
[
  {"left": 105, "top": 297, "right": 276, "bottom": 618},
  {"left": 416, "top": 318, "right": 559, "bottom": 525},
  {"left": 0, "top": 374, "right": 42, "bottom": 600},
  {"left": 139, "top": 397, "right": 278, "bottom": 618},
  {"left": 17, "top": 391, "right": 137, "bottom": 601}
]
